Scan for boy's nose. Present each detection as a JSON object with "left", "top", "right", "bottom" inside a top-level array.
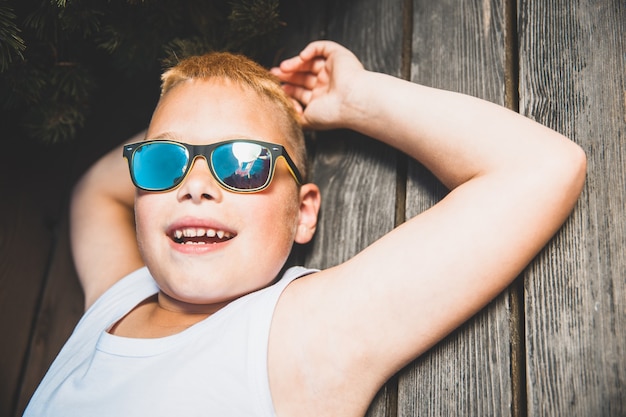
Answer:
[{"left": 176, "top": 157, "right": 224, "bottom": 203}]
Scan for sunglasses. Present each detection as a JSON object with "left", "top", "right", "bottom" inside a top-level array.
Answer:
[{"left": 123, "top": 139, "right": 303, "bottom": 193}]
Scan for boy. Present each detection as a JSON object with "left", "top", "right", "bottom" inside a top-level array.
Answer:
[{"left": 25, "top": 41, "right": 586, "bottom": 416}]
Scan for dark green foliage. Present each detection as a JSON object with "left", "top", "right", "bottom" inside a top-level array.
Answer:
[
  {"left": 0, "top": 0, "right": 285, "bottom": 144},
  {"left": 0, "top": 1, "right": 26, "bottom": 71}
]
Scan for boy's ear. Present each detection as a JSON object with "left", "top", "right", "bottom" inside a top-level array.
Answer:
[{"left": 294, "top": 183, "right": 321, "bottom": 244}]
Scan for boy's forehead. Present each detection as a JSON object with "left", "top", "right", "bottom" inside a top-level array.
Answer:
[{"left": 148, "top": 79, "right": 291, "bottom": 146}]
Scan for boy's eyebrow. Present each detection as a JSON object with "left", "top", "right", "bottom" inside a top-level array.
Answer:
[
  {"left": 145, "top": 132, "right": 274, "bottom": 144},
  {"left": 146, "top": 131, "right": 181, "bottom": 141}
]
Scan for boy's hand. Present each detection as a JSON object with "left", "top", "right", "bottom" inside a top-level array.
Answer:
[{"left": 271, "top": 41, "right": 365, "bottom": 130}]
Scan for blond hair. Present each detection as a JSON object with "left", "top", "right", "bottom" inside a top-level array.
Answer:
[{"left": 161, "top": 52, "right": 307, "bottom": 179}]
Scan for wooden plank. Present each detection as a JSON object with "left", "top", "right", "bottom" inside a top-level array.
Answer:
[
  {"left": 306, "top": 0, "right": 403, "bottom": 266},
  {"left": 326, "top": 0, "right": 404, "bottom": 77},
  {"left": 0, "top": 192, "right": 52, "bottom": 417},
  {"left": 14, "top": 214, "right": 84, "bottom": 416},
  {"left": 305, "top": 130, "right": 400, "bottom": 270},
  {"left": 0, "top": 140, "right": 74, "bottom": 417},
  {"left": 276, "top": 0, "right": 328, "bottom": 59},
  {"left": 518, "top": 1, "right": 626, "bottom": 416},
  {"left": 307, "top": 1, "right": 405, "bottom": 416},
  {"left": 399, "top": 1, "right": 514, "bottom": 416},
  {"left": 276, "top": 0, "right": 330, "bottom": 271}
]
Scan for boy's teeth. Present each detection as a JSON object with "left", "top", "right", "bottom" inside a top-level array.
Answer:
[{"left": 175, "top": 227, "right": 232, "bottom": 240}]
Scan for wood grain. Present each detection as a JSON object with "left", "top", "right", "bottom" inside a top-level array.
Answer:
[
  {"left": 274, "top": 0, "right": 328, "bottom": 61},
  {"left": 0, "top": 190, "right": 52, "bottom": 417},
  {"left": 14, "top": 215, "right": 83, "bottom": 415},
  {"left": 0, "top": 140, "right": 74, "bottom": 417},
  {"left": 305, "top": 0, "right": 403, "bottom": 265},
  {"left": 519, "top": 0, "right": 626, "bottom": 416},
  {"left": 305, "top": 1, "right": 405, "bottom": 416},
  {"left": 399, "top": 0, "right": 514, "bottom": 416}
]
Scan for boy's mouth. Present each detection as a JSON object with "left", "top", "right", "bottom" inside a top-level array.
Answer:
[{"left": 169, "top": 227, "right": 235, "bottom": 245}]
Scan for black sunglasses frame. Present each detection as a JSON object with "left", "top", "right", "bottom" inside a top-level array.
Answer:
[{"left": 122, "top": 139, "right": 303, "bottom": 193}]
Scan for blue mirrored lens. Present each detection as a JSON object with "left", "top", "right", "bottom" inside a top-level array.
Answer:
[
  {"left": 133, "top": 142, "right": 189, "bottom": 190},
  {"left": 212, "top": 142, "right": 272, "bottom": 190}
]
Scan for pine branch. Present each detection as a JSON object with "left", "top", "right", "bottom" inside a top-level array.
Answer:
[
  {"left": 227, "top": 0, "right": 283, "bottom": 56},
  {"left": 1, "top": 0, "right": 287, "bottom": 144},
  {"left": 162, "top": 36, "right": 220, "bottom": 67},
  {"left": 0, "top": 1, "right": 26, "bottom": 72}
]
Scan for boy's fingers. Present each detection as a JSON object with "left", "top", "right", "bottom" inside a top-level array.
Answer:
[
  {"left": 299, "top": 40, "right": 340, "bottom": 61},
  {"left": 271, "top": 71, "right": 316, "bottom": 91},
  {"left": 310, "top": 57, "right": 327, "bottom": 75},
  {"left": 278, "top": 44, "right": 330, "bottom": 74},
  {"left": 291, "top": 97, "right": 303, "bottom": 112},
  {"left": 289, "top": 73, "right": 319, "bottom": 90},
  {"left": 277, "top": 55, "right": 310, "bottom": 73},
  {"left": 282, "top": 84, "right": 313, "bottom": 107},
  {"left": 271, "top": 66, "right": 320, "bottom": 91}
]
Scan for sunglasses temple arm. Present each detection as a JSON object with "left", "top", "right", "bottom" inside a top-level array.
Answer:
[{"left": 279, "top": 154, "right": 303, "bottom": 185}]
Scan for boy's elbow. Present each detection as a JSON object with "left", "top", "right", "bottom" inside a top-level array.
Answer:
[
  {"left": 566, "top": 141, "right": 587, "bottom": 197},
  {"left": 549, "top": 139, "right": 587, "bottom": 212}
]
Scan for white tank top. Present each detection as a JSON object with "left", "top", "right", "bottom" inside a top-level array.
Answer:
[{"left": 24, "top": 266, "right": 316, "bottom": 417}]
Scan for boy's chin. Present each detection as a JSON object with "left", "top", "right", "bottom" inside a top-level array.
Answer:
[{"left": 154, "top": 270, "right": 274, "bottom": 303}]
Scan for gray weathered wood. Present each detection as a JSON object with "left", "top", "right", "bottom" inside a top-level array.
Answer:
[
  {"left": 519, "top": 1, "right": 626, "bottom": 416},
  {"left": 399, "top": 1, "right": 514, "bottom": 416},
  {"left": 274, "top": 0, "right": 327, "bottom": 61},
  {"left": 306, "top": 0, "right": 403, "bottom": 267},
  {"left": 305, "top": 1, "right": 405, "bottom": 416},
  {"left": 273, "top": 0, "right": 329, "bottom": 271}
]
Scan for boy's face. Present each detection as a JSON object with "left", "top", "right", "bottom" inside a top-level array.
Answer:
[{"left": 135, "top": 79, "right": 317, "bottom": 311}]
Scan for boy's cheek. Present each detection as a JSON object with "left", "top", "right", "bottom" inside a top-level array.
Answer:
[{"left": 134, "top": 196, "right": 163, "bottom": 244}]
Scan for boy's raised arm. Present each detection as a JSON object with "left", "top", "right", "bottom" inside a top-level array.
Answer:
[
  {"left": 269, "top": 41, "right": 586, "bottom": 414},
  {"left": 70, "top": 131, "right": 146, "bottom": 310}
]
